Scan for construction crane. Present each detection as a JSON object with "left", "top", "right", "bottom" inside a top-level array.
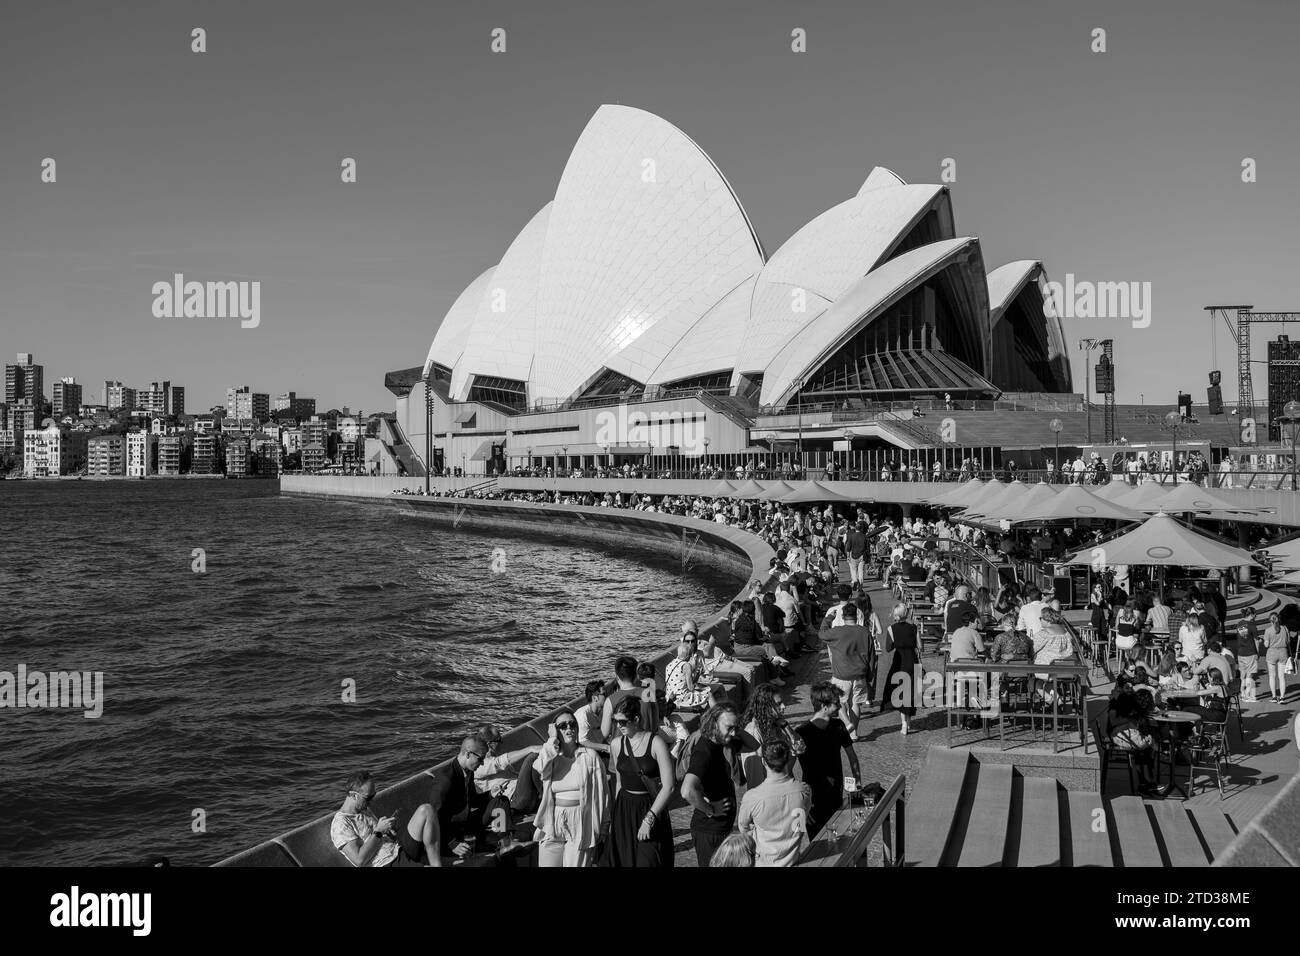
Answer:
[{"left": 1206, "top": 305, "right": 1300, "bottom": 443}]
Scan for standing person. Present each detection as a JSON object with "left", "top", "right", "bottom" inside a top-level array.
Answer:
[
  {"left": 575, "top": 680, "right": 611, "bottom": 755},
  {"left": 846, "top": 521, "right": 870, "bottom": 589},
  {"left": 601, "top": 656, "right": 641, "bottom": 739},
  {"left": 821, "top": 603, "right": 875, "bottom": 741},
  {"left": 681, "top": 702, "right": 742, "bottom": 867},
  {"left": 606, "top": 698, "right": 676, "bottom": 867},
  {"left": 882, "top": 604, "right": 921, "bottom": 733},
  {"left": 740, "top": 682, "right": 804, "bottom": 788},
  {"left": 1262, "top": 612, "right": 1292, "bottom": 703},
  {"left": 737, "top": 739, "right": 812, "bottom": 867},
  {"left": 533, "top": 710, "right": 609, "bottom": 867},
  {"left": 1235, "top": 622, "right": 1260, "bottom": 703},
  {"left": 795, "top": 683, "right": 862, "bottom": 837}
]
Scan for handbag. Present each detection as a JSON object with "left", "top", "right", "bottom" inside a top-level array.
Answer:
[
  {"left": 879, "top": 622, "right": 895, "bottom": 655},
  {"left": 1286, "top": 657, "right": 1297, "bottom": 676}
]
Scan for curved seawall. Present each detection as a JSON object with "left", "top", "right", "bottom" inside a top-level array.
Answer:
[{"left": 216, "top": 489, "right": 776, "bottom": 866}]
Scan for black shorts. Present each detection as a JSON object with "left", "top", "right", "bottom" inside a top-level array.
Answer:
[{"left": 391, "top": 823, "right": 426, "bottom": 865}]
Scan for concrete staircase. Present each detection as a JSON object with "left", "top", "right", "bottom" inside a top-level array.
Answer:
[{"left": 904, "top": 747, "right": 1238, "bottom": 866}]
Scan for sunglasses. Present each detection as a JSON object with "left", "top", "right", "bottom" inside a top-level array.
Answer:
[
  {"left": 613, "top": 717, "right": 634, "bottom": 726},
  {"left": 555, "top": 721, "right": 578, "bottom": 730}
]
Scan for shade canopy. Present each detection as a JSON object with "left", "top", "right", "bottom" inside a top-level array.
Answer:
[
  {"left": 1262, "top": 539, "right": 1300, "bottom": 570},
  {"left": 927, "top": 478, "right": 985, "bottom": 507},
  {"left": 1271, "top": 568, "right": 1300, "bottom": 585},
  {"left": 1093, "top": 481, "right": 1138, "bottom": 500},
  {"left": 970, "top": 482, "right": 1059, "bottom": 524},
  {"left": 729, "top": 479, "right": 768, "bottom": 498},
  {"left": 1143, "top": 482, "right": 1261, "bottom": 517},
  {"left": 1061, "top": 513, "right": 1261, "bottom": 569},
  {"left": 958, "top": 480, "right": 1029, "bottom": 521},
  {"left": 757, "top": 481, "right": 796, "bottom": 501},
  {"left": 1014, "top": 484, "right": 1148, "bottom": 524},
  {"left": 778, "top": 480, "right": 857, "bottom": 504},
  {"left": 707, "top": 480, "right": 736, "bottom": 497},
  {"left": 1109, "top": 482, "right": 1171, "bottom": 509},
  {"left": 943, "top": 480, "right": 1008, "bottom": 513}
]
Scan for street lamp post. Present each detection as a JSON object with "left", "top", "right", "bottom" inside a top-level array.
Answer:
[
  {"left": 796, "top": 378, "right": 804, "bottom": 470},
  {"left": 1283, "top": 400, "right": 1300, "bottom": 490},
  {"left": 527, "top": 446, "right": 532, "bottom": 475},
  {"left": 424, "top": 384, "right": 434, "bottom": 493},
  {"left": 1164, "top": 410, "right": 1181, "bottom": 487},
  {"left": 1049, "top": 418, "right": 1062, "bottom": 482},
  {"left": 562, "top": 445, "right": 568, "bottom": 477},
  {"left": 703, "top": 436, "right": 710, "bottom": 479}
]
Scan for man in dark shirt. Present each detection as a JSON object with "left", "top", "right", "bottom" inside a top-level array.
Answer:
[
  {"left": 681, "top": 703, "right": 742, "bottom": 867},
  {"left": 905, "top": 558, "right": 927, "bottom": 583},
  {"left": 944, "top": 585, "right": 978, "bottom": 633},
  {"left": 429, "top": 737, "right": 490, "bottom": 857},
  {"left": 845, "top": 522, "right": 870, "bottom": 588},
  {"left": 796, "top": 682, "right": 862, "bottom": 837},
  {"left": 822, "top": 603, "right": 876, "bottom": 739}
]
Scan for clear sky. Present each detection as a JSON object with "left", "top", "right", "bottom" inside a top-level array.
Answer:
[{"left": 2, "top": 0, "right": 1297, "bottom": 415}]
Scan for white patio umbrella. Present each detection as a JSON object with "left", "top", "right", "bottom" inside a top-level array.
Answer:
[
  {"left": 968, "top": 481, "right": 1060, "bottom": 524},
  {"left": 1060, "top": 513, "right": 1262, "bottom": 569},
  {"left": 1013, "top": 484, "right": 1148, "bottom": 524},
  {"left": 926, "top": 478, "right": 985, "bottom": 507}
]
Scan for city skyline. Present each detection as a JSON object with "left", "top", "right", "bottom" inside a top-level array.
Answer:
[{"left": 4, "top": 1, "right": 1299, "bottom": 416}]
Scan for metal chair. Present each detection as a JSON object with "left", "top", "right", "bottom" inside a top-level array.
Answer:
[
  {"left": 1184, "top": 720, "right": 1229, "bottom": 799},
  {"left": 1091, "top": 717, "right": 1139, "bottom": 794},
  {"left": 1080, "top": 626, "right": 1110, "bottom": 679}
]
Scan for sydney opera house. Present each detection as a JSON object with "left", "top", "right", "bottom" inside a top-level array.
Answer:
[{"left": 381, "top": 105, "right": 1072, "bottom": 476}]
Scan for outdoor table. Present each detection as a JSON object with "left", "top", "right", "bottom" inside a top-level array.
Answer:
[
  {"left": 1149, "top": 711, "right": 1202, "bottom": 798},
  {"left": 939, "top": 659, "right": 1090, "bottom": 752},
  {"left": 1162, "top": 690, "right": 1204, "bottom": 705}
]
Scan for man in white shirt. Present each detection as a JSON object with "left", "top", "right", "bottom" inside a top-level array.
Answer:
[
  {"left": 473, "top": 724, "right": 543, "bottom": 801},
  {"left": 1072, "top": 457, "right": 1086, "bottom": 483},
  {"left": 1016, "top": 585, "right": 1048, "bottom": 637}
]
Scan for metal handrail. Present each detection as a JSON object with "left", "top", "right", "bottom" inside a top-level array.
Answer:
[{"left": 796, "top": 773, "right": 907, "bottom": 867}]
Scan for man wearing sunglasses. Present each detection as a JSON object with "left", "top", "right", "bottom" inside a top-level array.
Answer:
[
  {"left": 331, "top": 770, "right": 439, "bottom": 867},
  {"left": 429, "top": 737, "right": 492, "bottom": 860}
]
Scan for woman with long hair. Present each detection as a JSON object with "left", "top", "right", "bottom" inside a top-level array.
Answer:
[
  {"left": 606, "top": 697, "right": 675, "bottom": 867},
  {"left": 740, "top": 683, "right": 804, "bottom": 788},
  {"left": 974, "top": 587, "right": 995, "bottom": 628},
  {"left": 533, "top": 708, "right": 609, "bottom": 867},
  {"left": 1235, "top": 622, "right": 1259, "bottom": 703},
  {"left": 1262, "top": 612, "right": 1291, "bottom": 703}
]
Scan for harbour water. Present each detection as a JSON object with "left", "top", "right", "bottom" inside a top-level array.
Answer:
[{"left": 0, "top": 481, "right": 739, "bottom": 865}]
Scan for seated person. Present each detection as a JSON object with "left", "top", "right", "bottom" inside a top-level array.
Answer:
[
  {"left": 987, "top": 614, "right": 1033, "bottom": 661},
  {"left": 429, "top": 737, "right": 492, "bottom": 858},
  {"left": 665, "top": 640, "right": 714, "bottom": 710},
  {"left": 332, "top": 770, "right": 439, "bottom": 867},
  {"left": 1106, "top": 692, "right": 1164, "bottom": 796},
  {"left": 473, "top": 724, "right": 543, "bottom": 803}
]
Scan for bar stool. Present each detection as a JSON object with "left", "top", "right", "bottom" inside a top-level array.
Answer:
[{"left": 1081, "top": 626, "right": 1110, "bottom": 678}]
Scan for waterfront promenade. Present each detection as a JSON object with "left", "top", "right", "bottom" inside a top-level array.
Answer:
[{"left": 226, "top": 478, "right": 1300, "bottom": 867}]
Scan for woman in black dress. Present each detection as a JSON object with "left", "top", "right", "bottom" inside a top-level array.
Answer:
[
  {"left": 606, "top": 697, "right": 675, "bottom": 866},
  {"left": 883, "top": 604, "right": 921, "bottom": 734}
]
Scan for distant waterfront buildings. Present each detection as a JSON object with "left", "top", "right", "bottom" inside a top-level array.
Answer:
[
  {"left": 52, "top": 377, "right": 82, "bottom": 418},
  {"left": 301, "top": 442, "right": 327, "bottom": 473},
  {"left": 104, "top": 382, "right": 137, "bottom": 411},
  {"left": 5, "top": 353, "right": 44, "bottom": 409},
  {"left": 23, "top": 423, "right": 87, "bottom": 476},
  {"left": 252, "top": 438, "right": 283, "bottom": 476},
  {"left": 273, "top": 391, "right": 316, "bottom": 420},
  {"left": 87, "top": 435, "right": 126, "bottom": 476},
  {"left": 127, "top": 431, "right": 157, "bottom": 476},
  {"left": 157, "top": 435, "right": 182, "bottom": 475},
  {"left": 191, "top": 434, "right": 217, "bottom": 474},
  {"left": 225, "top": 438, "right": 250, "bottom": 476},
  {"left": 226, "top": 386, "right": 269, "bottom": 423}
]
